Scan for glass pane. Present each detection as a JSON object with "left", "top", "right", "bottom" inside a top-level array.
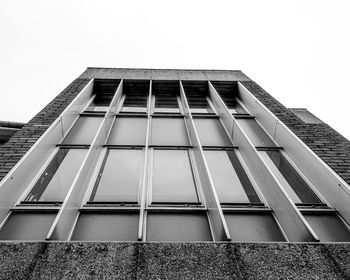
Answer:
[
  {"left": 62, "top": 117, "right": 102, "bottom": 145},
  {"left": 0, "top": 212, "right": 56, "bottom": 240},
  {"left": 24, "top": 149, "right": 87, "bottom": 202},
  {"left": 152, "top": 150, "right": 198, "bottom": 203},
  {"left": 71, "top": 213, "right": 139, "bottom": 241},
  {"left": 204, "top": 150, "right": 260, "bottom": 203},
  {"left": 236, "top": 119, "right": 275, "bottom": 147},
  {"left": 304, "top": 214, "right": 350, "bottom": 242},
  {"left": 87, "top": 94, "right": 114, "bottom": 112},
  {"left": 147, "top": 213, "right": 212, "bottom": 241},
  {"left": 194, "top": 118, "right": 232, "bottom": 146},
  {"left": 261, "top": 151, "right": 322, "bottom": 204},
  {"left": 225, "top": 213, "right": 285, "bottom": 241},
  {"left": 153, "top": 80, "right": 180, "bottom": 113},
  {"left": 107, "top": 117, "right": 147, "bottom": 145},
  {"left": 151, "top": 118, "right": 189, "bottom": 146},
  {"left": 229, "top": 102, "right": 247, "bottom": 114},
  {"left": 91, "top": 149, "right": 143, "bottom": 202},
  {"left": 121, "top": 80, "right": 149, "bottom": 113}
]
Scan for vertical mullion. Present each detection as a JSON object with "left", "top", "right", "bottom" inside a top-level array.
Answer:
[
  {"left": 179, "top": 81, "right": 231, "bottom": 242},
  {"left": 208, "top": 81, "right": 319, "bottom": 242},
  {"left": 138, "top": 80, "right": 152, "bottom": 241}
]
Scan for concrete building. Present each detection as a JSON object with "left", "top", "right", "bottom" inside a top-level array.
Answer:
[{"left": 0, "top": 68, "right": 350, "bottom": 279}]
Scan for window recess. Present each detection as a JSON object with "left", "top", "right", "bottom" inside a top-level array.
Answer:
[
  {"left": 152, "top": 80, "right": 181, "bottom": 114},
  {"left": 85, "top": 79, "right": 120, "bottom": 112},
  {"left": 120, "top": 80, "right": 149, "bottom": 113},
  {"left": 22, "top": 148, "right": 87, "bottom": 203},
  {"left": 89, "top": 149, "right": 144, "bottom": 203},
  {"left": 182, "top": 81, "right": 216, "bottom": 114},
  {"left": 210, "top": 81, "right": 248, "bottom": 115}
]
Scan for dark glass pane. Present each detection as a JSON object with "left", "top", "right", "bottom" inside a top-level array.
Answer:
[
  {"left": 24, "top": 149, "right": 87, "bottom": 202},
  {"left": 304, "top": 214, "right": 350, "bottom": 242},
  {"left": 147, "top": 213, "right": 212, "bottom": 241},
  {"left": 265, "top": 151, "right": 322, "bottom": 204},
  {"left": 71, "top": 213, "right": 139, "bottom": 241},
  {"left": 225, "top": 213, "right": 285, "bottom": 241},
  {"left": 107, "top": 117, "right": 147, "bottom": 145},
  {"left": 194, "top": 118, "right": 232, "bottom": 146},
  {"left": 182, "top": 81, "right": 213, "bottom": 113},
  {"left": 152, "top": 150, "right": 198, "bottom": 203},
  {"left": 0, "top": 212, "right": 56, "bottom": 240},
  {"left": 121, "top": 80, "right": 149, "bottom": 113},
  {"left": 151, "top": 118, "right": 189, "bottom": 146},
  {"left": 87, "top": 79, "right": 120, "bottom": 111},
  {"left": 236, "top": 119, "right": 275, "bottom": 147},
  {"left": 91, "top": 149, "right": 143, "bottom": 202},
  {"left": 204, "top": 150, "right": 260, "bottom": 203},
  {"left": 62, "top": 117, "right": 102, "bottom": 145}
]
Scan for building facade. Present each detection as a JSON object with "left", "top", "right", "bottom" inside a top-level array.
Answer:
[{"left": 0, "top": 68, "right": 349, "bottom": 279}]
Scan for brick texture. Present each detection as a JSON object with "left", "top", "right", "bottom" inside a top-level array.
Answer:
[
  {"left": 241, "top": 81, "right": 350, "bottom": 185},
  {"left": 0, "top": 78, "right": 91, "bottom": 181}
]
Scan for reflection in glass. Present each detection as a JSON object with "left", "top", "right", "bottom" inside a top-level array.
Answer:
[
  {"left": 62, "top": 117, "right": 102, "bottom": 145},
  {"left": 152, "top": 150, "right": 198, "bottom": 203},
  {"left": 147, "top": 213, "right": 212, "bottom": 241},
  {"left": 225, "top": 213, "right": 285, "bottom": 241},
  {"left": 304, "top": 214, "right": 350, "bottom": 242},
  {"left": 24, "top": 149, "right": 87, "bottom": 202},
  {"left": 107, "top": 117, "right": 147, "bottom": 145},
  {"left": 151, "top": 118, "right": 189, "bottom": 146},
  {"left": 90, "top": 149, "right": 143, "bottom": 202},
  {"left": 0, "top": 212, "right": 56, "bottom": 240},
  {"left": 261, "top": 151, "right": 322, "bottom": 204},
  {"left": 194, "top": 118, "right": 232, "bottom": 146},
  {"left": 71, "top": 213, "right": 139, "bottom": 241},
  {"left": 204, "top": 150, "right": 260, "bottom": 203},
  {"left": 236, "top": 119, "right": 275, "bottom": 147}
]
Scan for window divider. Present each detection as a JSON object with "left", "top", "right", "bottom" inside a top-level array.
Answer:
[
  {"left": 179, "top": 81, "right": 231, "bottom": 242},
  {"left": 208, "top": 81, "right": 319, "bottom": 242}
]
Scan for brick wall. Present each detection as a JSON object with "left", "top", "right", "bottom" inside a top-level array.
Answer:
[
  {"left": 241, "top": 81, "right": 350, "bottom": 185},
  {"left": 0, "top": 78, "right": 91, "bottom": 181}
]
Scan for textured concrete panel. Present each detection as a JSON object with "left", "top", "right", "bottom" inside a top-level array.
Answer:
[{"left": 0, "top": 242, "right": 350, "bottom": 280}]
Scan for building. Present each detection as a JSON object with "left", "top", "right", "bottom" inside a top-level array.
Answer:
[{"left": 0, "top": 68, "right": 349, "bottom": 279}]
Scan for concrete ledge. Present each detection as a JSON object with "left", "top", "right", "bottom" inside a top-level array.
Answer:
[{"left": 0, "top": 242, "right": 349, "bottom": 279}]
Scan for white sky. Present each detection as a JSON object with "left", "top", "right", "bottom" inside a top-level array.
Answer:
[{"left": 0, "top": 0, "right": 349, "bottom": 139}]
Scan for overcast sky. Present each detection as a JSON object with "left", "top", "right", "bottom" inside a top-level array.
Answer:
[{"left": 1, "top": 0, "right": 349, "bottom": 139}]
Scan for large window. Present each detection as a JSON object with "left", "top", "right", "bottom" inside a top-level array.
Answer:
[
  {"left": 107, "top": 117, "right": 147, "bottom": 146},
  {"left": 152, "top": 80, "right": 181, "bottom": 114},
  {"left": 151, "top": 149, "right": 199, "bottom": 203},
  {"left": 236, "top": 119, "right": 275, "bottom": 147},
  {"left": 204, "top": 150, "right": 260, "bottom": 204},
  {"left": 24, "top": 148, "right": 87, "bottom": 202},
  {"left": 120, "top": 80, "right": 149, "bottom": 113},
  {"left": 150, "top": 117, "right": 189, "bottom": 146},
  {"left": 90, "top": 149, "right": 144, "bottom": 203},
  {"left": 86, "top": 79, "right": 120, "bottom": 112}
]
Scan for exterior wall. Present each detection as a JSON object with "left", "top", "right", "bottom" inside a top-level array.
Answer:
[
  {"left": 0, "top": 242, "right": 349, "bottom": 279},
  {"left": 241, "top": 81, "right": 350, "bottom": 185},
  {"left": 0, "top": 78, "right": 91, "bottom": 181}
]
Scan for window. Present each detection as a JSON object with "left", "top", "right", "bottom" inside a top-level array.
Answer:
[
  {"left": 236, "top": 119, "right": 275, "bottom": 147},
  {"left": 193, "top": 118, "right": 232, "bottom": 147},
  {"left": 303, "top": 213, "right": 350, "bottom": 242},
  {"left": 71, "top": 213, "right": 139, "bottom": 241},
  {"left": 62, "top": 117, "right": 103, "bottom": 145},
  {"left": 204, "top": 150, "right": 260, "bottom": 204},
  {"left": 260, "top": 151, "right": 322, "bottom": 204},
  {"left": 24, "top": 149, "right": 87, "bottom": 202},
  {"left": 0, "top": 212, "right": 56, "bottom": 240},
  {"left": 146, "top": 213, "right": 212, "bottom": 241},
  {"left": 150, "top": 117, "right": 189, "bottom": 146},
  {"left": 107, "top": 117, "right": 147, "bottom": 146},
  {"left": 151, "top": 149, "right": 199, "bottom": 203},
  {"left": 90, "top": 149, "right": 144, "bottom": 202},
  {"left": 225, "top": 213, "right": 285, "bottom": 241}
]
